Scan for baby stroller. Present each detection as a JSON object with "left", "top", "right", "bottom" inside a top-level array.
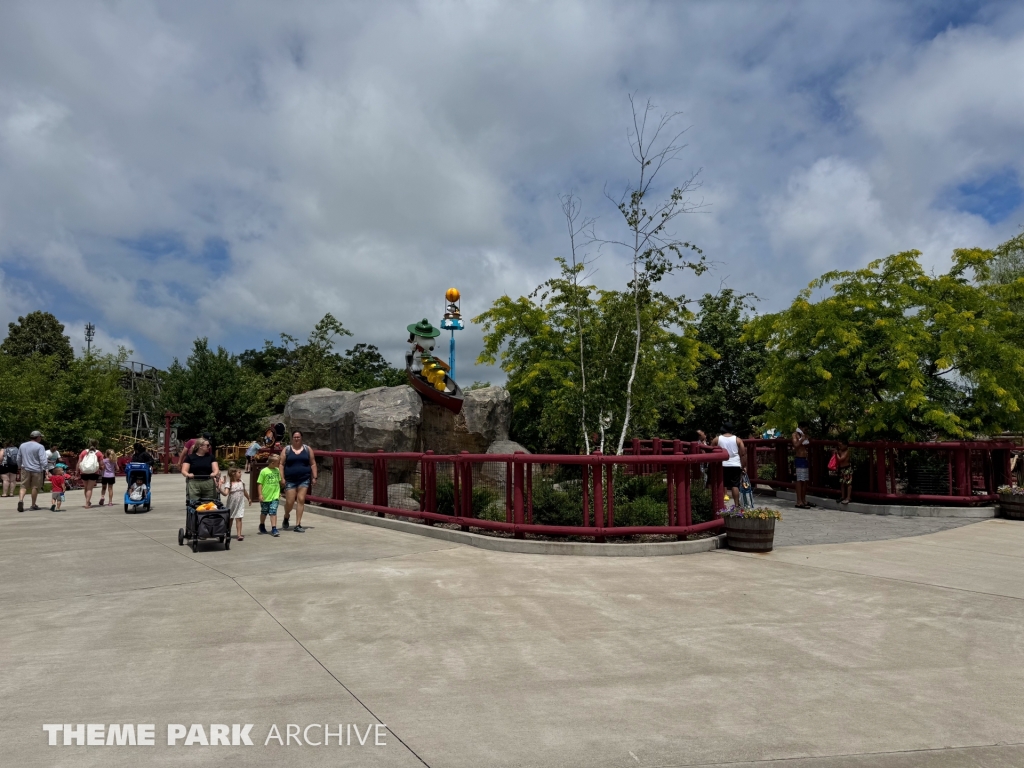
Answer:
[
  {"left": 124, "top": 462, "right": 152, "bottom": 513},
  {"left": 178, "top": 488, "right": 231, "bottom": 552}
]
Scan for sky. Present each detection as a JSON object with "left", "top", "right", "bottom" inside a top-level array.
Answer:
[{"left": 2, "top": 0, "right": 1023, "bottom": 381}]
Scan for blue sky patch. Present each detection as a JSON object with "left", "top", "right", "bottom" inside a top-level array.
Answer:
[{"left": 941, "top": 168, "right": 1023, "bottom": 224}]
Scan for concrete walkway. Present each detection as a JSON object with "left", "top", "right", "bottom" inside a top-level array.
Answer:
[{"left": 1, "top": 474, "right": 1022, "bottom": 767}]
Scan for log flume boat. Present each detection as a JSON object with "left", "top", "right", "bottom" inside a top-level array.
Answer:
[{"left": 407, "top": 368, "right": 465, "bottom": 414}]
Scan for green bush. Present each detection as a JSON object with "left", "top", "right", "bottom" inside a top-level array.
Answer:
[
  {"left": 614, "top": 495, "right": 667, "bottom": 527},
  {"left": 690, "top": 485, "right": 715, "bottom": 523},
  {"left": 432, "top": 479, "right": 498, "bottom": 518},
  {"left": 530, "top": 481, "right": 583, "bottom": 527},
  {"left": 616, "top": 473, "right": 667, "bottom": 504}
]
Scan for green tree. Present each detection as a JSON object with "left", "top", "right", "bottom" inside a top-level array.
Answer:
[
  {"left": 160, "top": 339, "right": 267, "bottom": 445},
  {"left": 475, "top": 283, "right": 700, "bottom": 454},
  {"left": 240, "top": 314, "right": 404, "bottom": 412},
  {"left": 0, "top": 346, "right": 127, "bottom": 448},
  {"left": 746, "top": 247, "right": 1024, "bottom": 440},
  {"left": 601, "top": 97, "right": 706, "bottom": 453},
  {"left": 990, "top": 232, "right": 1024, "bottom": 286},
  {"left": 338, "top": 343, "right": 406, "bottom": 391},
  {"left": 47, "top": 349, "right": 130, "bottom": 448},
  {"left": 1, "top": 311, "right": 74, "bottom": 369},
  {"left": 677, "top": 290, "right": 763, "bottom": 437}
]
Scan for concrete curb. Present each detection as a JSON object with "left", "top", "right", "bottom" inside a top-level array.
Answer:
[
  {"left": 307, "top": 504, "right": 725, "bottom": 557},
  {"left": 774, "top": 490, "right": 997, "bottom": 519}
]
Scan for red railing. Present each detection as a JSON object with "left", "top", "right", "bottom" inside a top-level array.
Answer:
[
  {"left": 743, "top": 438, "right": 1016, "bottom": 506},
  {"left": 306, "top": 447, "right": 728, "bottom": 541}
]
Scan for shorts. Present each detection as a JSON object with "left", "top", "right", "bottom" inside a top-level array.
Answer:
[
  {"left": 101, "top": 476, "right": 116, "bottom": 487},
  {"left": 794, "top": 457, "right": 809, "bottom": 482},
  {"left": 839, "top": 466, "right": 853, "bottom": 485},
  {"left": 723, "top": 466, "right": 743, "bottom": 488},
  {"left": 21, "top": 471, "right": 45, "bottom": 491},
  {"left": 52, "top": 491, "right": 64, "bottom": 501},
  {"left": 0, "top": 466, "right": 12, "bottom": 476},
  {"left": 260, "top": 500, "right": 279, "bottom": 516},
  {"left": 285, "top": 478, "right": 311, "bottom": 490},
  {"left": 80, "top": 473, "right": 100, "bottom": 482}
]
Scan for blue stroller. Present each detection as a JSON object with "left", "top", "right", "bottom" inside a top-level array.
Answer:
[{"left": 124, "top": 462, "right": 152, "bottom": 513}]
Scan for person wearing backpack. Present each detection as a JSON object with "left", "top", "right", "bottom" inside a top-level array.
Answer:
[
  {"left": 78, "top": 439, "right": 103, "bottom": 508},
  {"left": 1, "top": 441, "right": 20, "bottom": 497}
]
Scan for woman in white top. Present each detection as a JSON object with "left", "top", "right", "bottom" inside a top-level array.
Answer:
[{"left": 712, "top": 423, "right": 746, "bottom": 509}]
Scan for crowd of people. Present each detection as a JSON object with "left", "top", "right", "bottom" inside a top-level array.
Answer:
[
  {"left": 178, "top": 429, "right": 317, "bottom": 542},
  {"left": 1, "top": 432, "right": 158, "bottom": 512},
  {"left": 2, "top": 426, "right": 319, "bottom": 545},
  {"left": 694, "top": 423, "right": 853, "bottom": 509}
]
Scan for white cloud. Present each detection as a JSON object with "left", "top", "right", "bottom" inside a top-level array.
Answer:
[{"left": 0, "top": 0, "right": 1023, "bottom": 377}]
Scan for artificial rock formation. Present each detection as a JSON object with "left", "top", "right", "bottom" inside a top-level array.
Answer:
[{"left": 283, "top": 384, "right": 512, "bottom": 455}]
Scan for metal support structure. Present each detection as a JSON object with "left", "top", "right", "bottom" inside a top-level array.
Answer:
[
  {"left": 163, "top": 411, "right": 180, "bottom": 474},
  {"left": 120, "top": 361, "right": 162, "bottom": 439}
]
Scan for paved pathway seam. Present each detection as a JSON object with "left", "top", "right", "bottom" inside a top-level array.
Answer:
[{"left": 113, "top": 506, "right": 435, "bottom": 768}]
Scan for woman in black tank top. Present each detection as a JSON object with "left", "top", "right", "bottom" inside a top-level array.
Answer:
[{"left": 278, "top": 430, "right": 317, "bottom": 532}]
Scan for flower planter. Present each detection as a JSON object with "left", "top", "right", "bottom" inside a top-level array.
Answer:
[
  {"left": 999, "top": 494, "right": 1024, "bottom": 521},
  {"left": 724, "top": 516, "right": 776, "bottom": 552}
]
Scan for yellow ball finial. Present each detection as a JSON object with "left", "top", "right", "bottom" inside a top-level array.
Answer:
[{"left": 445, "top": 287, "right": 460, "bottom": 303}]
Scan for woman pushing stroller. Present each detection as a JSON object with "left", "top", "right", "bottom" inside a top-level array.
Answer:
[{"left": 180, "top": 438, "right": 221, "bottom": 500}]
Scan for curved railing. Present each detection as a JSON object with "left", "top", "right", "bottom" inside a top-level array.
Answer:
[
  {"left": 306, "top": 446, "right": 729, "bottom": 541},
  {"left": 742, "top": 438, "right": 1015, "bottom": 505},
  {"left": 624, "top": 437, "right": 1017, "bottom": 506}
]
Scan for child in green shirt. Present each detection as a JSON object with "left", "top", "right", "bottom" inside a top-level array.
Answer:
[{"left": 257, "top": 454, "right": 283, "bottom": 536}]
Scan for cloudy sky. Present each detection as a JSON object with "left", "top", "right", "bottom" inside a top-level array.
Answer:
[{"left": 2, "top": 1, "right": 1022, "bottom": 380}]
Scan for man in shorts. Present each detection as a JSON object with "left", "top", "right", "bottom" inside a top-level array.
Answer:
[
  {"left": 17, "top": 430, "right": 49, "bottom": 512},
  {"left": 792, "top": 424, "right": 812, "bottom": 508}
]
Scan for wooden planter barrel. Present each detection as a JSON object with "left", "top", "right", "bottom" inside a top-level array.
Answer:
[
  {"left": 724, "top": 516, "right": 776, "bottom": 552},
  {"left": 999, "top": 494, "right": 1024, "bottom": 520}
]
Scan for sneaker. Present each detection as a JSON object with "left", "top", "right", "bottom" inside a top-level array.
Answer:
[
  {"left": 271, "top": 529, "right": 280, "bottom": 537},
  {"left": 99, "top": 499, "right": 105, "bottom": 507},
  {"left": 50, "top": 505, "right": 56, "bottom": 512},
  {"left": 17, "top": 500, "right": 24, "bottom": 512},
  {"left": 30, "top": 505, "right": 41, "bottom": 511},
  {"left": 258, "top": 525, "right": 267, "bottom": 535},
  {"left": 293, "top": 525, "right": 305, "bottom": 532},
  {"left": 282, "top": 518, "right": 290, "bottom": 530}
]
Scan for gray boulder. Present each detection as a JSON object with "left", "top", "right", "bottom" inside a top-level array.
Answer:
[
  {"left": 283, "top": 389, "right": 364, "bottom": 451},
  {"left": 486, "top": 439, "right": 530, "bottom": 455},
  {"left": 387, "top": 483, "right": 420, "bottom": 511},
  {"left": 353, "top": 386, "right": 422, "bottom": 454},
  {"left": 463, "top": 387, "right": 511, "bottom": 445},
  {"left": 282, "top": 383, "right": 513, "bottom": 457}
]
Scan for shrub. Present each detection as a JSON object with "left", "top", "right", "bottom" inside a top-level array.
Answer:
[
  {"left": 614, "top": 495, "right": 667, "bottom": 527},
  {"left": 531, "top": 481, "right": 583, "bottom": 527},
  {"left": 431, "top": 479, "right": 499, "bottom": 518}
]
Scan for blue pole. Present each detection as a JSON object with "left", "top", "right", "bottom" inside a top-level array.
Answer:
[{"left": 449, "top": 330, "right": 456, "bottom": 381}]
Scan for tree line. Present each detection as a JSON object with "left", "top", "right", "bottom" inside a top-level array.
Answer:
[
  {"left": 159, "top": 313, "right": 404, "bottom": 445},
  {"left": 0, "top": 311, "right": 403, "bottom": 449},
  {"left": 477, "top": 232, "right": 1024, "bottom": 453}
]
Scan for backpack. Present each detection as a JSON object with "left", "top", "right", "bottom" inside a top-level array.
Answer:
[
  {"left": 3, "top": 446, "right": 17, "bottom": 467},
  {"left": 79, "top": 449, "right": 100, "bottom": 474}
]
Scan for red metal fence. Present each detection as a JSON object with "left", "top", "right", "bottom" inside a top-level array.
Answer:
[
  {"left": 744, "top": 438, "right": 1014, "bottom": 506},
  {"left": 624, "top": 437, "right": 1016, "bottom": 505},
  {"left": 306, "top": 447, "right": 729, "bottom": 541}
]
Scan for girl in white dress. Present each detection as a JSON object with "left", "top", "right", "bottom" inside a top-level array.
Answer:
[{"left": 221, "top": 468, "right": 250, "bottom": 541}]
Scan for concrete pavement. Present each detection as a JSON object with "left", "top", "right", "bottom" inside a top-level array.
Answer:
[{"left": 1, "top": 473, "right": 1022, "bottom": 767}]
